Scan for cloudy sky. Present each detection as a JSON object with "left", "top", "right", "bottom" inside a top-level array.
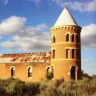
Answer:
[{"left": 0, "top": 0, "right": 96, "bottom": 75}]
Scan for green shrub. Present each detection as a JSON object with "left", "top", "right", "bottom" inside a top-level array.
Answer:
[
  {"left": 58, "top": 80, "right": 80, "bottom": 96},
  {"left": 22, "top": 82, "right": 40, "bottom": 96},
  {"left": 3, "top": 78, "right": 25, "bottom": 96},
  {"left": 0, "top": 77, "right": 96, "bottom": 96},
  {"left": 46, "top": 72, "right": 53, "bottom": 80},
  {"left": 0, "top": 79, "right": 5, "bottom": 96},
  {"left": 40, "top": 82, "right": 60, "bottom": 96}
]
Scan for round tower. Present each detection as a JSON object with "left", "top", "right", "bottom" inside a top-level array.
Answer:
[{"left": 51, "top": 6, "right": 82, "bottom": 81}]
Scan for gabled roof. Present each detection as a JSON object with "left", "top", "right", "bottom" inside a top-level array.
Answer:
[
  {"left": 54, "top": 6, "right": 78, "bottom": 26},
  {"left": 0, "top": 52, "right": 51, "bottom": 63}
]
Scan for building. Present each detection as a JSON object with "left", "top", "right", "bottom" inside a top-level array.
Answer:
[
  {"left": 0, "top": 6, "right": 82, "bottom": 81},
  {"left": 0, "top": 52, "right": 51, "bottom": 81},
  {"left": 51, "top": 6, "right": 82, "bottom": 81}
]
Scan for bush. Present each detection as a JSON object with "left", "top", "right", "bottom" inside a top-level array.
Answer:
[
  {"left": 40, "top": 80, "right": 60, "bottom": 96},
  {"left": 0, "top": 79, "right": 5, "bottom": 96},
  {"left": 0, "top": 77, "right": 96, "bottom": 96},
  {"left": 3, "top": 78, "right": 25, "bottom": 96},
  {"left": 46, "top": 72, "right": 53, "bottom": 80},
  {"left": 22, "top": 82, "right": 40, "bottom": 96}
]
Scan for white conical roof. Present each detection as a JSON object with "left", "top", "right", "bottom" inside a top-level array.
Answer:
[{"left": 54, "top": 6, "right": 78, "bottom": 26}]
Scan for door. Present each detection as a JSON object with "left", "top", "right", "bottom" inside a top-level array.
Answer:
[{"left": 70, "top": 66, "right": 75, "bottom": 80}]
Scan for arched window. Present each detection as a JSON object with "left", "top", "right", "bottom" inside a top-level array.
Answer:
[
  {"left": 76, "top": 34, "right": 79, "bottom": 43},
  {"left": 72, "top": 34, "right": 74, "bottom": 42},
  {"left": 28, "top": 66, "right": 32, "bottom": 78},
  {"left": 66, "top": 34, "right": 69, "bottom": 42},
  {"left": 66, "top": 49, "right": 70, "bottom": 58},
  {"left": 53, "top": 35, "right": 56, "bottom": 43},
  {"left": 47, "top": 67, "right": 50, "bottom": 73},
  {"left": 72, "top": 49, "right": 75, "bottom": 59},
  {"left": 77, "top": 49, "right": 80, "bottom": 59},
  {"left": 11, "top": 66, "right": 15, "bottom": 77},
  {"left": 53, "top": 49, "right": 55, "bottom": 59},
  {"left": 46, "top": 66, "right": 53, "bottom": 79}
]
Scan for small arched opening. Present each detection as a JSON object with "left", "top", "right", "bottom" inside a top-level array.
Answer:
[
  {"left": 10, "top": 66, "right": 15, "bottom": 77},
  {"left": 28, "top": 66, "right": 32, "bottom": 78},
  {"left": 53, "top": 35, "right": 56, "bottom": 43},
  {"left": 76, "top": 34, "right": 79, "bottom": 43},
  {"left": 46, "top": 66, "right": 53, "bottom": 79},
  {"left": 66, "top": 34, "right": 69, "bottom": 42},
  {"left": 70, "top": 66, "right": 76, "bottom": 80},
  {"left": 53, "top": 49, "right": 55, "bottom": 59},
  {"left": 46, "top": 67, "right": 50, "bottom": 73},
  {"left": 72, "top": 34, "right": 74, "bottom": 42}
]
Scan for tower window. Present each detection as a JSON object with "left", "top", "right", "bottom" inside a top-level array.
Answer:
[
  {"left": 77, "top": 50, "right": 80, "bottom": 59},
  {"left": 53, "top": 49, "right": 55, "bottom": 59},
  {"left": 76, "top": 34, "right": 79, "bottom": 43},
  {"left": 53, "top": 35, "right": 56, "bottom": 43},
  {"left": 11, "top": 66, "right": 15, "bottom": 77},
  {"left": 66, "top": 49, "right": 70, "bottom": 58},
  {"left": 72, "top": 34, "right": 74, "bottom": 42},
  {"left": 28, "top": 66, "right": 32, "bottom": 78},
  {"left": 66, "top": 34, "right": 69, "bottom": 42},
  {"left": 72, "top": 49, "right": 75, "bottom": 59}
]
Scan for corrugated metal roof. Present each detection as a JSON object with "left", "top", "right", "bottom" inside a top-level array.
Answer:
[{"left": 0, "top": 52, "right": 51, "bottom": 63}]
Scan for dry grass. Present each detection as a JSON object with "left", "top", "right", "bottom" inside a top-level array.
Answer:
[{"left": 0, "top": 77, "right": 96, "bottom": 96}]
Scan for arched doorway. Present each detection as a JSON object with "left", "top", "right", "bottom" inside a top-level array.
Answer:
[{"left": 70, "top": 66, "right": 76, "bottom": 80}]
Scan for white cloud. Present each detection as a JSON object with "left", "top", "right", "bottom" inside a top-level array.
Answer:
[
  {"left": 81, "top": 23, "right": 96, "bottom": 48},
  {"left": 0, "top": 41, "right": 17, "bottom": 49},
  {"left": 0, "top": 15, "right": 95, "bottom": 51},
  {"left": 1, "top": 23, "right": 96, "bottom": 50},
  {"left": 0, "top": 0, "right": 8, "bottom": 5},
  {"left": 12, "top": 24, "right": 50, "bottom": 50},
  {"left": 0, "top": 16, "right": 26, "bottom": 35},
  {"left": 51, "top": 0, "right": 96, "bottom": 12},
  {"left": 0, "top": 16, "right": 50, "bottom": 51}
]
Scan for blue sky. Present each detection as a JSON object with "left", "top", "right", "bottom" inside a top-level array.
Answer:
[{"left": 0, "top": 0, "right": 96, "bottom": 75}]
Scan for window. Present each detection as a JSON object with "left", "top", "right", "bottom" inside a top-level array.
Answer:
[
  {"left": 28, "top": 66, "right": 32, "bottom": 78},
  {"left": 77, "top": 50, "right": 80, "bottom": 59},
  {"left": 53, "top": 35, "right": 56, "bottom": 43},
  {"left": 70, "top": 66, "right": 76, "bottom": 80},
  {"left": 72, "top": 49, "right": 75, "bottom": 59},
  {"left": 66, "top": 49, "right": 70, "bottom": 58},
  {"left": 53, "top": 49, "right": 55, "bottom": 59},
  {"left": 46, "top": 66, "right": 53, "bottom": 79},
  {"left": 47, "top": 67, "right": 50, "bottom": 73},
  {"left": 72, "top": 34, "right": 74, "bottom": 42},
  {"left": 11, "top": 66, "right": 15, "bottom": 77},
  {"left": 66, "top": 34, "right": 69, "bottom": 42},
  {"left": 46, "top": 66, "right": 53, "bottom": 73},
  {"left": 76, "top": 34, "right": 79, "bottom": 43}
]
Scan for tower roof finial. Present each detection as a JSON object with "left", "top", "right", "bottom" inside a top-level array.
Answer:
[{"left": 64, "top": 4, "right": 67, "bottom": 9}]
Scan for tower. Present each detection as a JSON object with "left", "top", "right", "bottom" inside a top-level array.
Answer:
[{"left": 51, "top": 6, "right": 82, "bottom": 81}]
